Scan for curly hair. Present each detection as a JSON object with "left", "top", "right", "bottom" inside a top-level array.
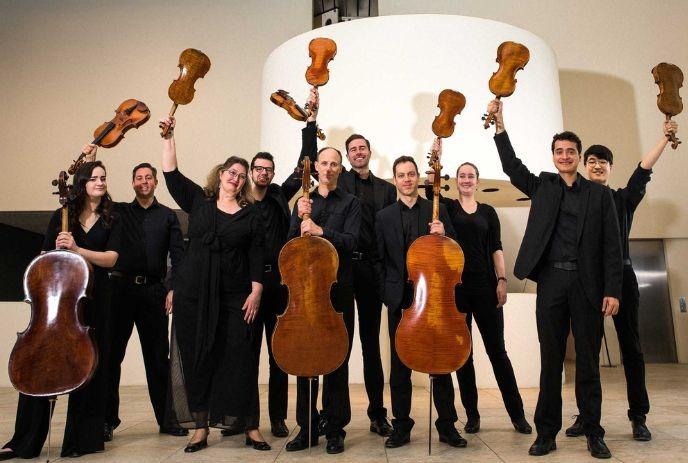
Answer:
[
  {"left": 69, "top": 161, "right": 114, "bottom": 231},
  {"left": 203, "top": 156, "right": 254, "bottom": 206}
]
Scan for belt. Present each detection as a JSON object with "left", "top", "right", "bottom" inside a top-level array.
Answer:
[
  {"left": 551, "top": 261, "right": 578, "bottom": 271},
  {"left": 264, "top": 264, "right": 274, "bottom": 273},
  {"left": 623, "top": 258, "right": 632, "bottom": 266},
  {"left": 352, "top": 251, "right": 369, "bottom": 261},
  {"left": 109, "top": 271, "right": 164, "bottom": 285}
]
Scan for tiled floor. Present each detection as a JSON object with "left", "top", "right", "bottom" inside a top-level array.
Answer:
[{"left": 1, "top": 363, "right": 687, "bottom": 461}]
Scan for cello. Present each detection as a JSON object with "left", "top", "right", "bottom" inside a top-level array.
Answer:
[
  {"left": 395, "top": 89, "right": 471, "bottom": 454},
  {"left": 482, "top": 41, "right": 530, "bottom": 129},
  {"left": 651, "top": 62, "right": 683, "bottom": 149}
]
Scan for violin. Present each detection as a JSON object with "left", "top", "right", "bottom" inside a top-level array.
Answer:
[
  {"left": 305, "top": 38, "right": 337, "bottom": 86},
  {"left": 160, "top": 48, "right": 211, "bottom": 137},
  {"left": 270, "top": 89, "right": 325, "bottom": 140},
  {"left": 432, "top": 89, "right": 467, "bottom": 138},
  {"left": 652, "top": 62, "right": 683, "bottom": 149},
  {"left": 271, "top": 157, "right": 349, "bottom": 377},
  {"left": 482, "top": 41, "right": 530, "bottom": 129},
  {"left": 68, "top": 99, "right": 150, "bottom": 174},
  {"left": 9, "top": 172, "right": 96, "bottom": 396}
]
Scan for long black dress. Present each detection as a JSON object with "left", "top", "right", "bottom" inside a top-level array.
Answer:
[
  {"left": 164, "top": 168, "right": 265, "bottom": 430},
  {"left": 4, "top": 210, "right": 121, "bottom": 458}
]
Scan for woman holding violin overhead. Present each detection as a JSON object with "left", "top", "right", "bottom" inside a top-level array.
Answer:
[
  {"left": 425, "top": 139, "right": 531, "bottom": 435},
  {"left": 159, "top": 117, "right": 270, "bottom": 453},
  {"left": 1, "top": 151, "right": 121, "bottom": 460}
]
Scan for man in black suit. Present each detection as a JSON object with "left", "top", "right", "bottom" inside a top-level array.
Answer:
[
  {"left": 302, "top": 87, "right": 396, "bottom": 436},
  {"left": 487, "top": 99, "right": 622, "bottom": 459},
  {"left": 374, "top": 155, "right": 467, "bottom": 449}
]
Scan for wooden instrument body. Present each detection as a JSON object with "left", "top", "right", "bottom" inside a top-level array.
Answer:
[
  {"left": 168, "top": 48, "right": 211, "bottom": 106},
  {"left": 652, "top": 62, "right": 683, "bottom": 149},
  {"left": 432, "top": 89, "right": 466, "bottom": 138},
  {"left": 270, "top": 89, "right": 308, "bottom": 121},
  {"left": 488, "top": 41, "right": 530, "bottom": 98},
  {"left": 9, "top": 249, "right": 96, "bottom": 396},
  {"left": 305, "top": 38, "right": 337, "bottom": 86},
  {"left": 395, "top": 234, "right": 470, "bottom": 375},
  {"left": 92, "top": 99, "right": 150, "bottom": 148}
]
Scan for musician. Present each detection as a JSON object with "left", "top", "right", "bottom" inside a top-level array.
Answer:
[
  {"left": 159, "top": 117, "right": 270, "bottom": 452},
  {"left": 1, "top": 154, "right": 121, "bottom": 459},
  {"left": 424, "top": 139, "right": 531, "bottom": 436},
  {"left": 284, "top": 146, "right": 361, "bottom": 454},
  {"left": 488, "top": 99, "right": 622, "bottom": 459},
  {"left": 565, "top": 120, "right": 679, "bottom": 442},
  {"left": 375, "top": 155, "right": 467, "bottom": 449},
  {"left": 104, "top": 161, "right": 187, "bottom": 441},
  {"left": 302, "top": 87, "right": 395, "bottom": 436}
]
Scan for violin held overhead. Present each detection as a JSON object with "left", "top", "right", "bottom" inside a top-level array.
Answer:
[
  {"left": 652, "top": 62, "right": 683, "bottom": 149},
  {"left": 482, "top": 41, "right": 530, "bottom": 129}
]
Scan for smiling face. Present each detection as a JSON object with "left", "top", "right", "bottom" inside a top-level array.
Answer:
[
  {"left": 85, "top": 166, "right": 107, "bottom": 199},
  {"left": 346, "top": 137, "right": 371, "bottom": 169},
  {"left": 219, "top": 163, "right": 248, "bottom": 195},
  {"left": 552, "top": 140, "right": 581, "bottom": 175},
  {"left": 456, "top": 164, "right": 478, "bottom": 197},
  {"left": 585, "top": 155, "right": 612, "bottom": 185},
  {"left": 315, "top": 148, "right": 342, "bottom": 187},
  {"left": 132, "top": 167, "right": 157, "bottom": 199},
  {"left": 394, "top": 161, "right": 419, "bottom": 197}
]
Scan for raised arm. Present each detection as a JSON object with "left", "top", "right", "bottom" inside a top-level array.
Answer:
[{"left": 640, "top": 120, "right": 678, "bottom": 170}]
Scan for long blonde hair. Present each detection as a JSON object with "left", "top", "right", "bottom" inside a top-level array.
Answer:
[{"left": 203, "top": 156, "right": 254, "bottom": 206}]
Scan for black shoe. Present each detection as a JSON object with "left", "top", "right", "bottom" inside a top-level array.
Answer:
[
  {"left": 528, "top": 436, "right": 556, "bottom": 456},
  {"left": 370, "top": 417, "right": 393, "bottom": 437},
  {"left": 159, "top": 426, "right": 189, "bottom": 436},
  {"left": 565, "top": 415, "right": 584, "bottom": 437},
  {"left": 631, "top": 419, "right": 652, "bottom": 441},
  {"left": 103, "top": 423, "right": 114, "bottom": 442},
  {"left": 439, "top": 428, "right": 468, "bottom": 448},
  {"left": 317, "top": 413, "right": 328, "bottom": 437},
  {"left": 245, "top": 435, "right": 271, "bottom": 451},
  {"left": 464, "top": 417, "right": 480, "bottom": 434},
  {"left": 326, "top": 435, "right": 345, "bottom": 454},
  {"left": 385, "top": 429, "right": 411, "bottom": 448},
  {"left": 512, "top": 417, "right": 533, "bottom": 434},
  {"left": 184, "top": 438, "right": 208, "bottom": 453},
  {"left": 220, "top": 425, "right": 244, "bottom": 437},
  {"left": 0, "top": 450, "right": 17, "bottom": 461},
  {"left": 586, "top": 435, "right": 612, "bottom": 459},
  {"left": 65, "top": 450, "right": 86, "bottom": 458},
  {"left": 285, "top": 431, "right": 318, "bottom": 452},
  {"left": 271, "top": 419, "right": 289, "bottom": 438}
]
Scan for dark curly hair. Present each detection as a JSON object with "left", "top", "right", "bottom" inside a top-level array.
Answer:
[{"left": 68, "top": 161, "right": 114, "bottom": 231}]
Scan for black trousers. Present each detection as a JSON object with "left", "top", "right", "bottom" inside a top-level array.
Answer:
[
  {"left": 352, "top": 259, "right": 387, "bottom": 421},
  {"left": 387, "top": 307, "right": 458, "bottom": 434},
  {"left": 455, "top": 288, "right": 525, "bottom": 422},
  {"left": 296, "top": 286, "right": 354, "bottom": 439},
  {"left": 106, "top": 278, "right": 170, "bottom": 428},
  {"left": 535, "top": 267, "right": 604, "bottom": 438},
  {"left": 251, "top": 268, "right": 289, "bottom": 421}
]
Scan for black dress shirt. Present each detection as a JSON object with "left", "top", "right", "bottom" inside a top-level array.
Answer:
[
  {"left": 547, "top": 175, "right": 581, "bottom": 263},
  {"left": 288, "top": 187, "right": 361, "bottom": 287},
  {"left": 353, "top": 170, "right": 376, "bottom": 253},
  {"left": 113, "top": 198, "right": 184, "bottom": 282},
  {"left": 255, "top": 196, "right": 287, "bottom": 265},
  {"left": 612, "top": 164, "right": 652, "bottom": 263}
]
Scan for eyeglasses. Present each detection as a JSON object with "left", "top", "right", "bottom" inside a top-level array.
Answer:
[
  {"left": 586, "top": 159, "right": 609, "bottom": 167},
  {"left": 221, "top": 169, "right": 247, "bottom": 180},
  {"left": 253, "top": 166, "right": 274, "bottom": 174}
]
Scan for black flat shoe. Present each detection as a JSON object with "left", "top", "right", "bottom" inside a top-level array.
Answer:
[
  {"left": 285, "top": 431, "right": 318, "bottom": 452},
  {"left": 438, "top": 428, "right": 468, "bottom": 448},
  {"left": 528, "top": 436, "right": 556, "bottom": 456},
  {"left": 325, "top": 435, "right": 345, "bottom": 454},
  {"left": 65, "top": 450, "right": 85, "bottom": 458},
  {"left": 103, "top": 423, "right": 114, "bottom": 442},
  {"left": 565, "top": 415, "right": 584, "bottom": 437},
  {"left": 0, "top": 450, "right": 17, "bottom": 461},
  {"left": 385, "top": 430, "right": 410, "bottom": 448},
  {"left": 317, "top": 413, "right": 328, "bottom": 437},
  {"left": 464, "top": 417, "right": 480, "bottom": 434},
  {"left": 220, "top": 426, "right": 243, "bottom": 437},
  {"left": 245, "top": 435, "right": 271, "bottom": 451},
  {"left": 631, "top": 419, "right": 652, "bottom": 441},
  {"left": 159, "top": 426, "right": 189, "bottom": 436},
  {"left": 587, "top": 435, "right": 611, "bottom": 459},
  {"left": 184, "top": 438, "right": 208, "bottom": 453},
  {"left": 271, "top": 419, "right": 289, "bottom": 438},
  {"left": 512, "top": 417, "right": 533, "bottom": 434},
  {"left": 370, "top": 417, "right": 393, "bottom": 437}
]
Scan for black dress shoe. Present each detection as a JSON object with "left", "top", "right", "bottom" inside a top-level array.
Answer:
[
  {"left": 0, "top": 450, "right": 17, "bottom": 461},
  {"left": 285, "top": 431, "right": 318, "bottom": 452},
  {"left": 271, "top": 419, "right": 289, "bottom": 438},
  {"left": 439, "top": 428, "right": 468, "bottom": 448},
  {"left": 385, "top": 429, "right": 411, "bottom": 448},
  {"left": 65, "top": 450, "right": 86, "bottom": 458},
  {"left": 370, "top": 417, "right": 393, "bottom": 437},
  {"left": 512, "top": 417, "right": 533, "bottom": 434},
  {"left": 317, "top": 413, "right": 328, "bottom": 437},
  {"left": 464, "top": 417, "right": 480, "bottom": 434},
  {"left": 528, "top": 436, "right": 556, "bottom": 456},
  {"left": 245, "top": 435, "right": 271, "bottom": 451},
  {"left": 326, "top": 435, "right": 345, "bottom": 454},
  {"left": 159, "top": 426, "right": 189, "bottom": 436},
  {"left": 565, "top": 415, "right": 584, "bottom": 437},
  {"left": 587, "top": 435, "right": 611, "bottom": 459},
  {"left": 631, "top": 419, "right": 652, "bottom": 441},
  {"left": 103, "top": 423, "right": 114, "bottom": 442},
  {"left": 220, "top": 425, "right": 244, "bottom": 437},
  {"left": 184, "top": 438, "right": 208, "bottom": 453}
]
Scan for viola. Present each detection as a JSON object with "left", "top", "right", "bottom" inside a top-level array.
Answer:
[
  {"left": 652, "top": 62, "right": 683, "bottom": 149},
  {"left": 160, "top": 48, "right": 211, "bottom": 137},
  {"left": 305, "top": 37, "right": 337, "bottom": 87},
  {"left": 270, "top": 89, "right": 325, "bottom": 140},
  {"left": 68, "top": 99, "right": 150, "bottom": 174},
  {"left": 9, "top": 171, "right": 96, "bottom": 396},
  {"left": 482, "top": 41, "right": 530, "bottom": 129},
  {"left": 271, "top": 157, "right": 349, "bottom": 377}
]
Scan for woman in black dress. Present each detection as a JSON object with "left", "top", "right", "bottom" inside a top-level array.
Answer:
[
  {"left": 160, "top": 117, "right": 269, "bottom": 452},
  {"left": 426, "top": 139, "right": 531, "bottom": 435},
  {"left": 1, "top": 153, "right": 121, "bottom": 459}
]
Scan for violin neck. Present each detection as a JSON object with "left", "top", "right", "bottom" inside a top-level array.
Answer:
[
  {"left": 92, "top": 122, "right": 114, "bottom": 146},
  {"left": 432, "top": 191, "right": 440, "bottom": 222},
  {"left": 61, "top": 205, "right": 69, "bottom": 233}
]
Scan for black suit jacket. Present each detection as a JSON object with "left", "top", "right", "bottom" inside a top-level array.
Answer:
[
  {"left": 374, "top": 197, "right": 456, "bottom": 312},
  {"left": 494, "top": 131, "right": 622, "bottom": 308}
]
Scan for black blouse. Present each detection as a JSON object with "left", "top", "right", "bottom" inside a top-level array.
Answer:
[{"left": 42, "top": 209, "right": 121, "bottom": 261}]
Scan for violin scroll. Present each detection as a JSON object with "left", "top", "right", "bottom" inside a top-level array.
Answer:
[{"left": 652, "top": 62, "right": 683, "bottom": 149}]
